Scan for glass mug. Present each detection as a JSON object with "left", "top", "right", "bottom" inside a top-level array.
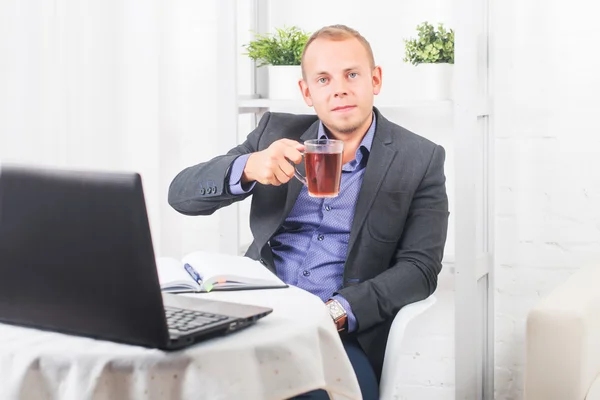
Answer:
[{"left": 292, "top": 139, "right": 344, "bottom": 198}]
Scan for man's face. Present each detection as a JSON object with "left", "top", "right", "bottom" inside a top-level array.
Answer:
[{"left": 299, "top": 37, "right": 382, "bottom": 137}]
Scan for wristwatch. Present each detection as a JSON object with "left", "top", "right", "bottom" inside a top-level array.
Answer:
[{"left": 326, "top": 299, "right": 348, "bottom": 332}]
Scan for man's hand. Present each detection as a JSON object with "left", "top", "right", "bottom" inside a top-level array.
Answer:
[{"left": 242, "top": 139, "right": 304, "bottom": 186}]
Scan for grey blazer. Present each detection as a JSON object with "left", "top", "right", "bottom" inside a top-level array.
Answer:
[{"left": 168, "top": 107, "right": 449, "bottom": 379}]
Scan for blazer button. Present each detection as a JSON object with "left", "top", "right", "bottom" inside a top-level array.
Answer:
[
  {"left": 259, "top": 258, "right": 266, "bottom": 266},
  {"left": 199, "top": 188, "right": 205, "bottom": 195},
  {"left": 211, "top": 186, "right": 217, "bottom": 194}
]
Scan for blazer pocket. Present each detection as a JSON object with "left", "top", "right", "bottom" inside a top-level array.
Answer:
[{"left": 366, "top": 190, "right": 411, "bottom": 243}]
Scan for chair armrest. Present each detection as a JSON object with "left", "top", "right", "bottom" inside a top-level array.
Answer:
[
  {"left": 525, "top": 265, "right": 600, "bottom": 400},
  {"left": 379, "top": 295, "right": 437, "bottom": 399},
  {"left": 588, "top": 377, "right": 600, "bottom": 400}
]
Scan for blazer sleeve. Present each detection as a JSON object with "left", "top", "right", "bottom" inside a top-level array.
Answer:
[
  {"left": 167, "top": 112, "right": 272, "bottom": 216},
  {"left": 336, "top": 144, "right": 449, "bottom": 332}
]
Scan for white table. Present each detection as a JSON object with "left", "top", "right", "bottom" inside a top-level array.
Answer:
[{"left": 0, "top": 286, "right": 361, "bottom": 400}]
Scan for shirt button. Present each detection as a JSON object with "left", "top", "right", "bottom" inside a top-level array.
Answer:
[
  {"left": 317, "top": 234, "right": 324, "bottom": 241},
  {"left": 325, "top": 205, "right": 331, "bottom": 211},
  {"left": 302, "top": 270, "right": 310, "bottom": 277}
]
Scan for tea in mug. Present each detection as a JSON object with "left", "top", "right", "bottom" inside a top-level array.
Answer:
[{"left": 304, "top": 152, "right": 343, "bottom": 197}]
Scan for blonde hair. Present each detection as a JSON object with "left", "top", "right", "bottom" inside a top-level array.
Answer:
[{"left": 301, "top": 25, "right": 375, "bottom": 80}]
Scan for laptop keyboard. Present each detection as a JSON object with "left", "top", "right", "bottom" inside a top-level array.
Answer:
[{"left": 165, "top": 306, "right": 229, "bottom": 335}]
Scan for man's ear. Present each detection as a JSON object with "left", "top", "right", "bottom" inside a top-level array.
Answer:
[
  {"left": 372, "top": 66, "right": 382, "bottom": 95},
  {"left": 299, "top": 79, "right": 313, "bottom": 107}
]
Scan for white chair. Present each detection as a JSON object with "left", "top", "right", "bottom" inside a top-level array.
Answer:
[
  {"left": 379, "top": 295, "right": 438, "bottom": 399},
  {"left": 524, "top": 264, "right": 600, "bottom": 400}
]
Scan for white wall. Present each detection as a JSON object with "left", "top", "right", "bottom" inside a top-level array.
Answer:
[
  {"left": 157, "top": 0, "right": 224, "bottom": 258},
  {"left": 0, "top": 0, "right": 226, "bottom": 259},
  {"left": 492, "top": 0, "right": 600, "bottom": 397}
]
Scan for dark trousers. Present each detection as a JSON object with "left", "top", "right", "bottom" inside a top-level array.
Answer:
[{"left": 291, "top": 337, "right": 379, "bottom": 400}]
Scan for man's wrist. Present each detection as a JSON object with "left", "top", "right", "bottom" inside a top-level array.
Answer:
[
  {"left": 241, "top": 153, "right": 257, "bottom": 184},
  {"left": 229, "top": 154, "right": 256, "bottom": 195}
]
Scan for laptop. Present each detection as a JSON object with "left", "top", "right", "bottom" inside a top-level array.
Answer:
[{"left": 0, "top": 163, "right": 272, "bottom": 350}]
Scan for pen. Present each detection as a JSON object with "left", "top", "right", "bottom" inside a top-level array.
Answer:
[{"left": 183, "top": 263, "right": 202, "bottom": 285}]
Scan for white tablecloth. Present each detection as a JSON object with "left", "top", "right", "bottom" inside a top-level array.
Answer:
[{"left": 0, "top": 286, "right": 361, "bottom": 400}]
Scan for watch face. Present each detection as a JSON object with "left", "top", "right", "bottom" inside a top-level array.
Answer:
[{"left": 328, "top": 301, "right": 346, "bottom": 319}]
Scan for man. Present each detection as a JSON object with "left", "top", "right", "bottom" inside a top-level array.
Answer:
[{"left": 168, "top": 25, "right": 449, "bottom": 400}]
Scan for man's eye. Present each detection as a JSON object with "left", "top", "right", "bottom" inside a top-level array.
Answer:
[
  {"left": 348, "top": 72, "right": 358, "bottom": 78},
  {"left": 318, "top": 77, "right": 328, "bottom": 84}
]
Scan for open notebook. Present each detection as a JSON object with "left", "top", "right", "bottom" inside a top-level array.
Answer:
[{"left": 156, "top": 251, "right": 288, "bottom": 293}]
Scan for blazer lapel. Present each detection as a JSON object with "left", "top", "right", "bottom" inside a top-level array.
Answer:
[{"left": 347, "top": 113, "right": 398, "bottom": 254}]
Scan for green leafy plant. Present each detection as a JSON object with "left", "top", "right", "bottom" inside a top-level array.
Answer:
[
  {"left": 243, "top": 26, "right": 310, "bottom": 67},
  {"left": 403, "top": 22, "right": 454, "bottom": 65}
]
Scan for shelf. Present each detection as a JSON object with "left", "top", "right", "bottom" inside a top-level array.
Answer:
[
  {"left": 238, "top": 97, "right": 309, "bottom": 113},
  {"left": 238, "top": 96, "right": 453, "bottom": 114}
]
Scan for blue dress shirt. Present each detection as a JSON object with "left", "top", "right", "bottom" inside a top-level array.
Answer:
[{"left": 228, "top": 114, "right": 376, "bottom": 332}]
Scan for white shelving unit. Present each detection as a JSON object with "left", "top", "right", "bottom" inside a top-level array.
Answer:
[
  {"left": 453, "top": 0, "right": 495, "bottom": 396},
  {"left": 218, "top": 1, "right": 494, "bottom": 398}
]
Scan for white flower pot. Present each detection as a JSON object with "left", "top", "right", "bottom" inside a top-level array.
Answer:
[
  {"left": 267, "top": 65, "right": 303, "bottom": 100},
  {"left": 414, "top": 63, "right": 453, "bottom": 101}
]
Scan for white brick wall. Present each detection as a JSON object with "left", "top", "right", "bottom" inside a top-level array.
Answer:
[{"left": 493, "top": 0, "right": 600, "bottom": 398}]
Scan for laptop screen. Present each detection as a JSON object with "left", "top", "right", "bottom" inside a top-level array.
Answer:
[{"left": 0, "top": 164, "right": 169, "bottom": 346}]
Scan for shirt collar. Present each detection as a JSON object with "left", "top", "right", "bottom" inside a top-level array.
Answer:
[{"left": 318, "top": 112, "right": 376, "bottom": 168}]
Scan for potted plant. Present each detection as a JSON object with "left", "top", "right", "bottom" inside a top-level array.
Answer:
[
  {"left": 403, "top": 22, "right": 454, "bottom": 100},
  {"left": 243, "top": 26, "right": 310, "bottom": 100}
]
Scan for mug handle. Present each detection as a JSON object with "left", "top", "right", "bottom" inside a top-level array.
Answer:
[{"left": 291, "top": 152, "right": 307, "bottom": 186}]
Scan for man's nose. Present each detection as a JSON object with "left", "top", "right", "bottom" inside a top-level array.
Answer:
[{"left": 333, "top": 80, "right": 349, "bottom": 97}]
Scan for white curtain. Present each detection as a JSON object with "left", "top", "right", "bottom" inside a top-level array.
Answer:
[{"left": 0, "top": 0, "right": 225, "bottom": 258}]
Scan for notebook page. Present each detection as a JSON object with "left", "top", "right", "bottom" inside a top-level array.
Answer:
[
  {"left": 181, "top": 251, "right": 284, "bottom": 285},
  {"left": 155, "top": 257, "right": 198, "bottom": 289}
]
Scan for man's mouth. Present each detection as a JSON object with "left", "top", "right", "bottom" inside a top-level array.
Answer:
[{"left": 332, "top": 105, "right": 356, "bottom": 112}]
